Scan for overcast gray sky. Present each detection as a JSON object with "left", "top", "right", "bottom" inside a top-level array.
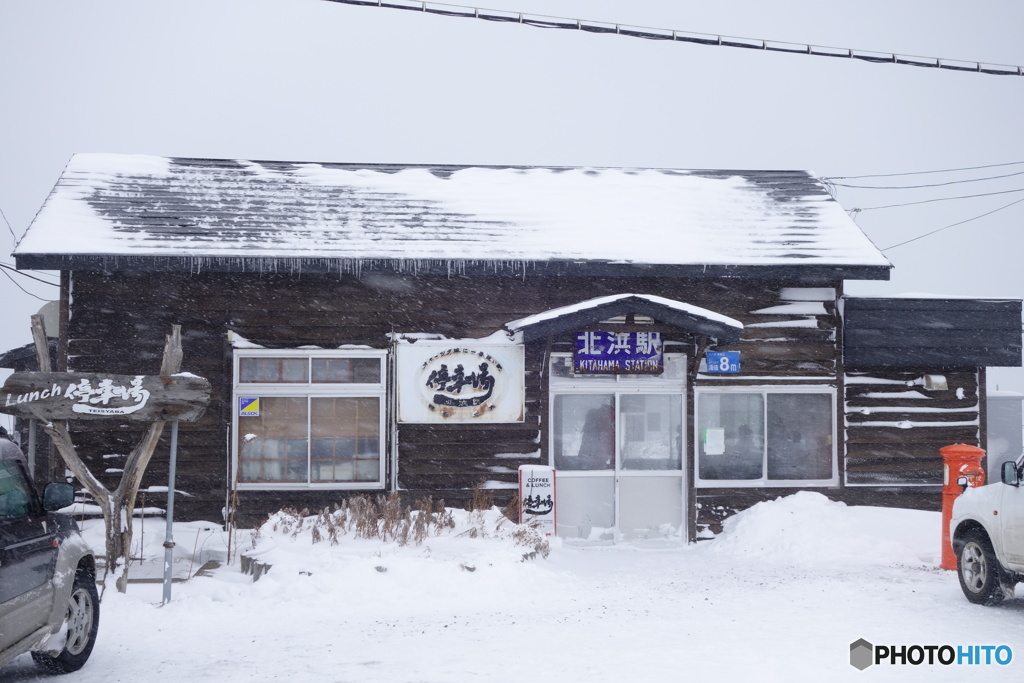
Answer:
[{"left": 2, "top": 0, "right": 1022, "bottom": 431}]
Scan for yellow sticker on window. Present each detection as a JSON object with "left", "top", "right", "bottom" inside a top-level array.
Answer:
[{"left": 238, "top": 397, "right": 260, "bottom": 416}]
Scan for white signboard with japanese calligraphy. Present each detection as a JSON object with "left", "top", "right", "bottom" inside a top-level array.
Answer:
[
  {"left": 519, "top": 464, "right": 555, "bottom": 535},
  {"left": 0, "top": 372, "right": 211, "bottom": 422},
  {"left": 574, "top": 330, "right": 663, "bottom": 374},
  {"left": 397, "top": 341, "right": 525, "bottom": 423}
]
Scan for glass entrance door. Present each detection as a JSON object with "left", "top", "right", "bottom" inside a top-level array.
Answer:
[
  {"left": 552, "top": 393, "right": 616, "bottom": 539},
  {"left": 550, "top": 355, "right": 686, "bottom": 541},
  {"left": 618, "top": 393, "right": 684, "bottom": 538}
]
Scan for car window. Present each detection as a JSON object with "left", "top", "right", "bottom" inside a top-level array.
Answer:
[{"left": 0, "top": 458, "right": 32, "bottom": 519}]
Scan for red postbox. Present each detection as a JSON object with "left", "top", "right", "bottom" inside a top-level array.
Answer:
[{"left": 940, "top": 443, "right": 986, "bottom": 570}]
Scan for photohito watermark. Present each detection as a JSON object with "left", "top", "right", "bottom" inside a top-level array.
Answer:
[{"left": 850, "top": 639, "right": 1012, "bottom": 670}]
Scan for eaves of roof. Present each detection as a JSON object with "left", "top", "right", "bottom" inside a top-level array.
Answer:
[{"left": 13, "top": 254, "right": 891, "bottom": 282}]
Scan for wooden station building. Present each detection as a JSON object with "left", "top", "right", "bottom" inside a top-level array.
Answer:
[{"left": 6, "top": 154, "right": 1022, "bottom": 539}]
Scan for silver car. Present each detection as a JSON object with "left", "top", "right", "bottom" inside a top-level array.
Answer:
[{"left": 0, "top": 457, "right": 99, "bottom": 673}]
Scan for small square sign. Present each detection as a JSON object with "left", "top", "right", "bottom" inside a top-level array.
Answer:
[
  {"left": 238, "top": 397, "right": 260, "bottom": 416},
  {"left": 705, "top": 351, "right": 740, "bottom": 374},
  {"left": 704, "top": 428, "right": 726, "bottom": 455}
]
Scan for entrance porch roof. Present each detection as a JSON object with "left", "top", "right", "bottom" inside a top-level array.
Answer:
[{"left": 505, "top": 294, "right": 743, "bottom": 343}]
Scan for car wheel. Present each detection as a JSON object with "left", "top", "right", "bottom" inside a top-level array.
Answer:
[
  {"left": 31, "top": 567, "right": 100, "bottom": 673},
  {"left": 957, "top": 529, "right": 1004, "bottom": 606}
]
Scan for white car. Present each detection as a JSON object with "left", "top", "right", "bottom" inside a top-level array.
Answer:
[{"left": 950, "top": 453, "right": 1024, "bottom": 605}]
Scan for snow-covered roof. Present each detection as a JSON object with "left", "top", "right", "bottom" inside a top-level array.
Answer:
[{"left": 14, "top": 154, "right": 892, "bottom": 279}]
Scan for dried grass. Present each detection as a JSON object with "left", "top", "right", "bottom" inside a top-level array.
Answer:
[
  {"left": 266, "top": 494, "right": 472, "bottom": 548},
  {"left": 263, "top": 490, "right": 547, "bottom": 560}
]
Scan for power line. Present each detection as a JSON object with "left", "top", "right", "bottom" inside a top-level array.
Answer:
[
  {"left": 848, "top": 187, "right": 1024, "bottom": 213},
  {"left": 823, "top": 160, "right": 1024, "bottom": 181},
  {"left": 0, "top": 205, "right": 16, "bottom": 243},
  {"left": 826, "top": 169, "right": 1024, "bottom": 190},
  {"left": 880, "top": 196, "right": 1024, "bottom": 252},
  {"left": 16, "top": 269, "right": 60, "bottom": 281},
  {"left": 0, "top": 262, "right": 60, "bottom": 286},
  {"left": 0, "top": 260, "right": 60, "bottom": 280},
  {"left": 0, "top": 267, "right": 51, "bottom": 302},
  {"left": 322, "top": 0, "right": 1024, "bottom": 76}
]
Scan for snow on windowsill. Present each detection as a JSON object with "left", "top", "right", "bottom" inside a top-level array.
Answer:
[
  {"left": 492, "top": 450, "right": 541, "bottom": 459},
  {"left": 479, "top": 480, "right": 519, "bottom": 490},
  {"left": 228, "top": 331, "right": 264, "bottom": 349}
]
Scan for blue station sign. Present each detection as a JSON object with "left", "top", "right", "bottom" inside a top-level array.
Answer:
[
  {"left": 574, "top": 331, "right": 663, "bottom": 374},
  {"left": 705, "top": 351, "right": 740, "bottom": 374}
]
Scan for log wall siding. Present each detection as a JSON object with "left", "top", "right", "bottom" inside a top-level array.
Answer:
[
  {"left": 690, "top": 286, "right": 840, "bottom": 536},
  {"left": 61, "top": 271, "right": 967, "bottom": 532},
  {"left": 844, "top": 369, "right": 980, "bottom": 486},
  {"left": 64, "top": 272, "right": 845, "bottom": 526},
  {"left": 844, "top": 298, "right": 1022, "bottom": 368}
]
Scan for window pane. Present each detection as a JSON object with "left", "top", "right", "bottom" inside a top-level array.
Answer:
[
  {"left": 0, "top": 459, "right": 32, "bottom": 519},
  {"left": 618, "top": 475, "right": 683, "bottom": 539},
  {"left": 549, "top": 355, "right": 574, "bottom": 379},
  {"left": 312, "top": 358, "right": 381, "bottom": 384},
  {"left": 238, "top": 397, "right": 308, "bottom": 482},
  {"left": 555, "top": 476, "right": 615, "bottom": 539},
  {"left": 238, "top": 358, "right": 265, "bottom": 383},
  {"left": 553, "top": 394, "right": 614, "bottom": 471},
  {"left": 663, "top": 355, "right": 686, "bottom": 380},
  {"left": 697, "top": 393, "right": 764, "bottom": 480},
  {"left": 619, "top": 394, "right": 682, "bottom": 471},
  {"left": 239, "top": 358, "right": 309, "bottom": 383},
  {"left": 281, "top": 359, "right": 308, "bottom": 382},
  {"left": 310, "top": 397, "right": 381, "bottom": 483},
  {"left": 767, "top": 394, "right": 833, "bottom": 480}
]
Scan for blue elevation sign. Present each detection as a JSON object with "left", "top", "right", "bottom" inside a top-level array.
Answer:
[{"left": 705, "top": 351, "right": 740, "bottom": 374}]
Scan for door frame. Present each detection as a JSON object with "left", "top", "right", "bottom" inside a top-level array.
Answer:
[{"left": 547, "top": 353, "right": 688, "bottom": 542}]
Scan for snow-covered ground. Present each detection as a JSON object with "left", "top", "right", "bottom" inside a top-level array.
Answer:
[{"left": 5, "top": 492, "right": 1023, "bottom": 681}]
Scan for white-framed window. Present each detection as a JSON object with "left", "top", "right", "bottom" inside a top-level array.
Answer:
[
  {"left": 695, "top": 387, "right": 837, "bottom": 487},
  {"left": 233, "top": 349, "right": 387, "bottom": 490}
]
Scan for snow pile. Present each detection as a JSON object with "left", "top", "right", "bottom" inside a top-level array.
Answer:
[
  {"left": 158, "top": 505, "right": 561, "bottom": 624},
  {"left": 17, "top": 495, "right": 1017, "bottom": 683},
  {"left": 77, "top": 516, "right": 227, "bottom": 571},
  {"left": 706, "top": 491, "right": 939, "bottom": 568},
  {"left": 240, "top": 504, "right": 552, "bottom": 581}
]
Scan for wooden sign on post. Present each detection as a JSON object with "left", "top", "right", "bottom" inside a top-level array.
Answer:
[{"left": 0, "top": 371, "right": 211, "bottom": 422}]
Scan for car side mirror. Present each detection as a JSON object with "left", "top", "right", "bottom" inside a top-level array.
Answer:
[
  {"left": 43, "top": 481, "right": 75, "bottom": 511},
  {"left": 1002, "top": 461, "right": 1022, "bottom": 487},
  {"left": 956, "top": 475, "right": 969, "bottom": 493}
]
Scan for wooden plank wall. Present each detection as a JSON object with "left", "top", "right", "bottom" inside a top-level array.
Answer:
[
  {"left": 689, "top": 286, "right": 842, "bottom": 535},
  {"left": 66, "top": 272, "right": 844, "bottom": 526},
  {"left": 65, "top": 272, "right": 970, "bottom": 532},
  {"left": 64, "top": 272, "right": 231, "bottom": 524},
  {"left": 703, "top": 286, "right": 837, "bottom": 376},
  {"left": 845, "top": 298, "right": 1021, "bottom": 368},
  {"left": 844, "top": 369, "right": 980, "bottom": 486}
]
